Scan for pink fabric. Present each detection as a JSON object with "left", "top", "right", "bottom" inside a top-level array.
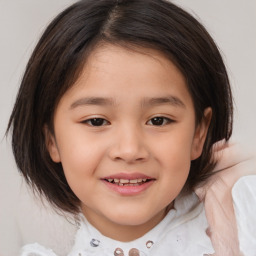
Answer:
[{"left": 195, "top": 141, "right": 256, "bottom": 256}]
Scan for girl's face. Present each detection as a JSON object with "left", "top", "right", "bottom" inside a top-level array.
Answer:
[{"left": 46, "top": 44, "right": 211, "bottom": 241}]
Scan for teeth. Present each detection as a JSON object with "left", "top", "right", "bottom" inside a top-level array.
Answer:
[
  {"left": 107, "top": 178, "right": 150, "bottom": 185},
  {"left": 120, "top": 179, "right": 129, "bottom": 184}
]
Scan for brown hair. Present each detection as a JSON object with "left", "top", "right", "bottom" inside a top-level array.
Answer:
[{"left": 8, "top": 0, "right": 233, "bottom": 214}]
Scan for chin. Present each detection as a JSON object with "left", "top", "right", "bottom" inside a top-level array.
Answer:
[{"left": 107, "top": 210, "right": 159, "bottom": 227}]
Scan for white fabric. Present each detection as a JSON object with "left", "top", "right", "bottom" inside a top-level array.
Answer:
[
  {"left": 233, "top": 176, "right": 256, "bottom": 255},
  {"left": 20, "top": 176, "right": 256, "bottom": 255},
  {"left": 21, "top": 193, "right": 214, "bottom": 256}
]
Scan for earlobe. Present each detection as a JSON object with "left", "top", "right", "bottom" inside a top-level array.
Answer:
[
  {"left": 43, "top": 125, "right": 61, "bottom": 163},
  {"left": 191, "top": 107, "right": 212, "bottom": 160}
]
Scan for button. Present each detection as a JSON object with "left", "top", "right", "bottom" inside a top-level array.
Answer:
[
  {"left": 90, "top": 238, "right": 100, "bottom": 247},
  {"left": 146, "top": 240, "right": 154, "bottom": 249},
  {"left": 129, "top": 248, "right": 140, "bottom": 256},
  {"left": 114, "top": 248, "right": 124, "bottom": 256}
]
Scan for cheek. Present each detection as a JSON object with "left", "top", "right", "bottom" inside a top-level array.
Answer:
[
  {"left": 160, "top": 144, "right": 191, "bottom": 187},
  {"left": 154, "top": 126, "right": 195, "bottom": 165},
  {"left": 56, "top": 131, "right": 106, "bottom": 185},
  {"left": 152, "top": 126, "right": 195, "bottom": 188},
  {"left": 59, "top": 143, "right": 105, "bottom": 205}
]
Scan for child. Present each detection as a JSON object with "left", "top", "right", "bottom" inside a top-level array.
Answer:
[{"left": 7, "top": 0, "right": 256, "bottom": 255}]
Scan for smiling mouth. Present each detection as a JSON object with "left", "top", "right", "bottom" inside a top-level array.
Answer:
[{"left": 104, "top": 178, "right": 152, "bottom": 186}]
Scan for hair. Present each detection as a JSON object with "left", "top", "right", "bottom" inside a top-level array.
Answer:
[{"left": 8, "top": 0, "right": 233, "bottom": 214}]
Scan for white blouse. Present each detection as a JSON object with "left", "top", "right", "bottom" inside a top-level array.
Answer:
[{"left": 20, "top": 176, "right": 256, "bottom": 256}]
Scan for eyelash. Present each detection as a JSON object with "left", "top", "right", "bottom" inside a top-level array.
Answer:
[
  {"left": 81, "top": 116, "right": 174, "bottom": 127},
  {"left": 82, "top": 118, "right": 110, "bottom": 126},
  {"left": 146, "top": 116, "right": 174, "bottom": 126}
]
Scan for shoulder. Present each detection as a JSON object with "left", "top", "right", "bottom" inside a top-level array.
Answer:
[
  {"left": 232, "top": 175, "right": 256, "bottom": 200},
  {"left": 232, "top": 174, "right": 256, "bottom": 194},
  {"left": 232, "top": 175, "right": 256, "bottom": 255}
]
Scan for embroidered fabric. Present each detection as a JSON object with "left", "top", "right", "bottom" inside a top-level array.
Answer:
[{"left": 20, "top": 192, "right": 214, "bottom": 256}]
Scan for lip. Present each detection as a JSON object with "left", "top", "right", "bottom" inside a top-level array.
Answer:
[
  {"left": 101, "top": 172, "right": 155, "bottom": 196},
  {"left": 102, "top": 179, "right": 155, "bottom": 196},
  {"left": 102, "top": 172, "right": 153, "bottom": 180}
]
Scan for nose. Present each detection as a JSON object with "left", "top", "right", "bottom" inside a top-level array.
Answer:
[{"left": 108, "top": 125, "right": 150, "bottom": 164}]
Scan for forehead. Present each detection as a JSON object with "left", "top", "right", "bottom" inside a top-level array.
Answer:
[
  {"left": 85, "top": 44, "right": 185, "bottom": 84},
  {"left": 59, "top": 44, "right": 193, "bottom": 109}
]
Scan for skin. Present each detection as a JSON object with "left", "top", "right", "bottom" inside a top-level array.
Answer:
[{"left": 46, "top": 44, "right": 211, "bottom": 242}]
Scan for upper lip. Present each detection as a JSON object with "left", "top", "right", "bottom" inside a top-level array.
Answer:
[{"left": 102, "top": 172, "right": 154, "bottom": 180}]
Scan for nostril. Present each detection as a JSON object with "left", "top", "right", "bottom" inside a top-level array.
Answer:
[
  {"left": 108, "top": 139, "right": 150, "bottom": 163},
  {"left": 111, "top": 153, "right": 147, "bottom": 163},
  {"left": 135, "top": 157, "right": 146, "bottom": 161}
]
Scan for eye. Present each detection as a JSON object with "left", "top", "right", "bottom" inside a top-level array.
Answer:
[
  {"left": 147, "top": 116, "right": 173, "bottom": 126},
  {"left": 82, "top": 118, "right": 110, "bottom": 126}
]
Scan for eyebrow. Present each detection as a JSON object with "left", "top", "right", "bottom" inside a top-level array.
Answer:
[
  {"left": 70, "top": 97, "right": 116, "bottom": 109},
  {"left": 142, "top": 96, "right": 186, "bottom": 108},
  {"left": 70, "top": 95, "right": 186, "bottom": 109}
]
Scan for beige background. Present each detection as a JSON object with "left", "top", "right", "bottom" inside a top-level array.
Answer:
[{"left": 0, "top": 0, "right": 255, "bottom": 255}]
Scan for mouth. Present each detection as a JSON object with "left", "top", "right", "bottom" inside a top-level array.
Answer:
[
  {"left": 102, "top": 174, "right": 155, "bottom": 195},
  {"left": 104, "top": 178, "right": 152, "bottom": 186}
]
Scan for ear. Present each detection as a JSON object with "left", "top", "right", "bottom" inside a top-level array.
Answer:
[
  {"left": 43, "top": 125, "right": 61, "bottom": 163},
  {"left": 191, "top": 107, "right": 212, "bottom": 160}
]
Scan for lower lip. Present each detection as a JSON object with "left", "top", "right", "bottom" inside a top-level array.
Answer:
[{"left": 102, "top": 180, "right": 154, "bottom": 196}]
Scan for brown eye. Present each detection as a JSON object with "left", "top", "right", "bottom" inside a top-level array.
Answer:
[
  {"left": 83, "top": 118, "right": 109, "bottom": 126},
  {"left": 147, "top": 117, "right": 173, "bottom": 126}
]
